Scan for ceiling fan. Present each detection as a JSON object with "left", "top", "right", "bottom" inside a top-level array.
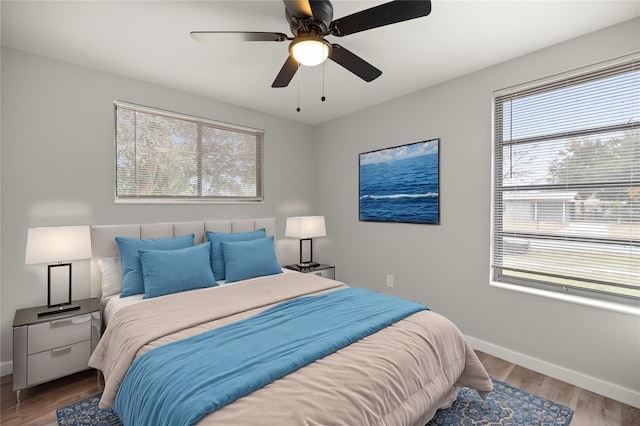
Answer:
[{"left": 191, "top": 0, "right": 432, "bottom": 88}]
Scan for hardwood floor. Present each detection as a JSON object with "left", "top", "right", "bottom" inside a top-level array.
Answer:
[
  {"left": 0, "top": 369, "right": 101, "bottom": 426},
  {"left": 475, "top": 352, "right": 640, "bottom": 426},
  {"left": 0, "top": 351, "right": 638, "bottom": 425}
]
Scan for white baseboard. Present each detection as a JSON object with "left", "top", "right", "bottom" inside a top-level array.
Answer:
[
  {"left": 465, "top": 335, "right": 640, "bottom": 409},
  {"left": 0, "top": 360, "right": 13, "bottom": 377}
]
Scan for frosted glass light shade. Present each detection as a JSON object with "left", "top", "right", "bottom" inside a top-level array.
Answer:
[
  {"left": 25, "top": 226, "right": 92, "bottom": 264},
  {"left": 290, "top": 38, "right": 330, "bottom": 66},
  {"left": 285, "top": 216, "right": 327, "bottom": 239}
]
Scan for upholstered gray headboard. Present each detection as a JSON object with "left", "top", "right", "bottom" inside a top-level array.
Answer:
[{"left": 90, "top": 218, "right": 276, "bottom": 297}]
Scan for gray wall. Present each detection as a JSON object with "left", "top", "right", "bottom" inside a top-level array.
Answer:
[
  {"left": 314, "top": 18, "right": 640, "bottom": 406},
  {"left": 0, "top": 47, "right": 316, "bottom": 363}
]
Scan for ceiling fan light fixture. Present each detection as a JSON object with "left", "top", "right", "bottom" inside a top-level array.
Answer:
[{"left": 290, "top": 37, "right": 331, "bottom": 67}]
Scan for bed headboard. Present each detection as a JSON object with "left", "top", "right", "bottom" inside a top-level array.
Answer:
[{"left": 90, "top": 218, "right": 276, "bottom": 297}]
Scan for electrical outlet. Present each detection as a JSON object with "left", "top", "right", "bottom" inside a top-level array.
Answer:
[{"left": 386, "top": 274, "right": 394, "bottom": 288}]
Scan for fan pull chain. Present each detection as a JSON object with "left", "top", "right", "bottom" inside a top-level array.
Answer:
[
  {"left": 321, "top": 62, "right": 326, "bottom": 102},
  {"left": 296, "top": 63, "right": 301, "bottom": 112}
]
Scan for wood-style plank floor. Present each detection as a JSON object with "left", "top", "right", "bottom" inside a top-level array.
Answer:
[
  {"left": 0, "top": 351, "right": 638, "bottom": 425},
  {"left": 475, "top": 352, "right": 640, "bottom": 426}
]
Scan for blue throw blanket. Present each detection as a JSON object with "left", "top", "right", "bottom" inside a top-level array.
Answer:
[{"left": 113, "top": 287, "right": 429, "bottom": 426}]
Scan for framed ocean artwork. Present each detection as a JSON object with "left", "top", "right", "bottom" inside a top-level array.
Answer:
[{"left": 359, "top": 138, "right": 440, "bottom": 224}]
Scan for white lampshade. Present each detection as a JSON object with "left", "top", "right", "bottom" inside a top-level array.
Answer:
[
  {"left": 285, "top": 216, "right": 327, "bottom": 239},
  {"left": 290, "top": 38, "right": 330, "bottom": 67},
  {"left": 25, "top": 226, "right": 92, "bottom": 265}
]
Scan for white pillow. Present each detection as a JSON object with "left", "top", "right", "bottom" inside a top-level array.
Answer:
[{"left": 98, "top": 257, "right": 123, "bottom": 297}]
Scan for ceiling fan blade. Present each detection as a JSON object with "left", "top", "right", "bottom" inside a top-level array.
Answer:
[
  {"left": 330, "top": 0, "right": 432, "bottom": 37},
  {"left": 272, "top": 55, "right": 300, "bottom": 88},
  {"left": 329, "top": 44, "right": 381, "bottom": 82},
  {"left": 283, "top": 0, "right": 313, "bottom": 18},
  {"left": 191, "top": 31, "right": 289, "bottom": 42}
]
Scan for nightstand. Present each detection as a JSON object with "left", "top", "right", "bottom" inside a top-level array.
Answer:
[
  {"left": 12, "top": 297, "right": 101, "bottom": 403},
  {"left": 285, "top": 264, "right": 336, "bottom": 280}
]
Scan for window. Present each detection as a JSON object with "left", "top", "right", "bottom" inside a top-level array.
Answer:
[
  {"left": 492, "top": 57, "right": 639, "bottom": 304},
  {"left": 115, "top": 101, "right": 264, "bottom": 203}
]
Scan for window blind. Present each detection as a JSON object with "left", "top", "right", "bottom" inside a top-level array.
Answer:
[
  {"left": 492, "top": 57, "right": 639, "bottom": 302},
  {"left": 115, "top": 102, "right": 264, "bottom": 203}
]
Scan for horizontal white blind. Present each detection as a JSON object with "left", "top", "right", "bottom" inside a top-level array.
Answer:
[
  {"left": 492, "top": 58, "right": 639, "bottom": 302},
  {"left": 115, "top": 102, "right": 263, "bottom": 202}
]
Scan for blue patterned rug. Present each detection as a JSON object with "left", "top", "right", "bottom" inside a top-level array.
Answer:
[
  {"left": 427, "top": 379, "right": 574, "bottom": 425},
  {"left": 57, "top": 379, "right": 573, "bottom": 425},
  {"left": 56, "top": 393, "right": 121, "bottom": 426}
]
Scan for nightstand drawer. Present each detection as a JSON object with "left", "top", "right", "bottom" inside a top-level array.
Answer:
[
  {"left": 28, "top": 313, "right": 91, "bottom": 354},
  {"left": 27, "top": 340, "right": 91, "bottom": 385}
]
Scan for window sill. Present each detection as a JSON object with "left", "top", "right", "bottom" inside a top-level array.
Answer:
[
  {"left": 114, "top": 199, "right": 264, "bottom": 205},
  {"left": 490, "top": 281, "right": 640, "bottom": 316}
]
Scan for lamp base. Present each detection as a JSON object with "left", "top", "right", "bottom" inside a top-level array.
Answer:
[
  {"left": 38, "top": 304, "right": 81, "bottom": 317},
  {"left": 296, "top": 261, "right": 319, "bottom": 269}
]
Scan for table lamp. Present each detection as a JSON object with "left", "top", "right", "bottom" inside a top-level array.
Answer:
[
  {"left": 25, "top": 226, "right": 92, "bottom": 317},
  {"left": 285, "top": 216, "right": 326, "bottom": 268}
]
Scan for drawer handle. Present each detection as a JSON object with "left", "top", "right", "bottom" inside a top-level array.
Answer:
[
  {"left": 51, "top": 346, "right": 72, "bottom": 357},
  {"left": 50, "top": 319, "right": 74, "bottom": 329},
  {"left": 50, "top": 315, "right": 89, "bottom": 328}
]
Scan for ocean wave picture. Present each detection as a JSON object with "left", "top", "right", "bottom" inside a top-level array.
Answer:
[{"left": 359, "top": 139, "right": 440, "bottom": 224}]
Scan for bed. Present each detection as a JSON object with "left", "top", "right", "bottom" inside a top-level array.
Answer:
[{"left": 88, "top": 218, "right": 493, "bottom": 425}]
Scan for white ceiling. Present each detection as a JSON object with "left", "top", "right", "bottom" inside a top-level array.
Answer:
[{"left": 2, "top": 1, "right": 639, "bottom": 125}]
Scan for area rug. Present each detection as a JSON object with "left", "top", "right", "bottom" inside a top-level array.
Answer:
[
  {"left": 56, "top": 393, "right": 122, "bottom": 426},
  {"left": 57, "top": 379, "right": 574, "bottom": 425},
  {"left": 427, "top": 379, "right": 574, "bottom": 425}
]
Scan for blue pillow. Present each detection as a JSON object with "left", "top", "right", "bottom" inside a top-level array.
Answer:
[
  {"left": 206, "top": 229, "right": 266, "bottom": 281},
  {"left": 139, "top": 242, "right": 217, "bottom": 299},
  {"left": 220, "top": 236, "right": 282, "bottom": 283},
  {"left": 116, "top": 234, "right": 195, "bottom": 297}
]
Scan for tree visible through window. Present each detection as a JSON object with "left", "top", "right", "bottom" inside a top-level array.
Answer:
[
  {"left": 115, "top": 102, "right": 264, "bottom": 202},
  {"left": 492, "top": 58, "right": 639, "bottom": 303}
]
